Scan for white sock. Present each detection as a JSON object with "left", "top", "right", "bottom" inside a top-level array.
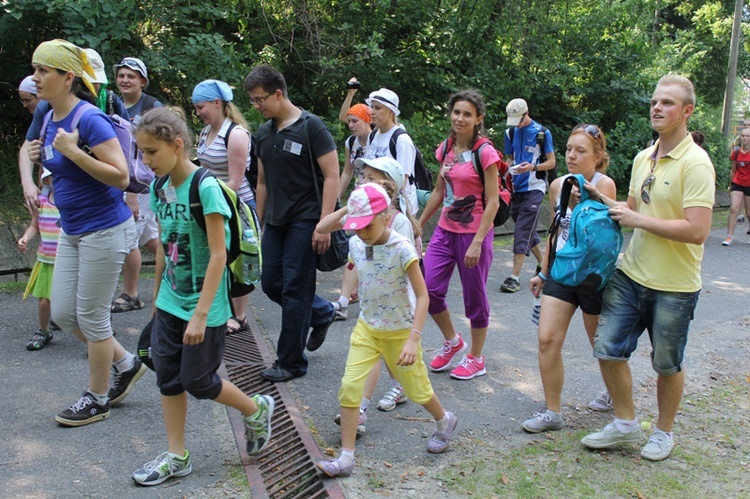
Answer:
[
  {"left": 338, "top": 448, "right": 355, "bottom": 466},
  {"left": 112, "top": 352, "right": 135, "bottom": 373},
  {"left": 448, "top": 336, "right": 460, "bottom": 347},
  {"left": 653, "top": 427, "right": 673, "bottom": 439},
  {"left": 614, "top": 418, "right": 639, "bottom": 433},
  {"left": 360, "top": 397, "right": 370, "bottom": 412},
  {"left": 89, "top": 390, "right": 109, "bottom": 405},
  {"left": 436, "top": 412, "right": 451, "bottom": 434},
  {"left": 511, "top": 274, "right": 520, "bottom": 281},
  {"left": 338, "top": 296, "right": 350, "bottom": 308}
]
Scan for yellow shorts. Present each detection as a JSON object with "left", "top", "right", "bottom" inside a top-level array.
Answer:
[{"left": 338, "top": 319, "right": 434, "bottom": 408}]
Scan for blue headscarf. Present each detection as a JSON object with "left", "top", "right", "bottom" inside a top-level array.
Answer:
[{"left": 191, "top": 79, "right": 233, "bottom": 103}]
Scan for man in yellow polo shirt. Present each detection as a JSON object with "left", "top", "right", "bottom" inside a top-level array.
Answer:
[{"left": 580, "top": 75, "right": 715, "bottom": 461}]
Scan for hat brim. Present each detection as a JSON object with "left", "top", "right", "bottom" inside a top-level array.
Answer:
[
  {"left": 113, "top": 63, "right": 149, "bottom": 89},
  {"left": 344, "top": 214, "right": 376, "bottom": 231},
  {"left": 365, "top": 97, "right": 400, "bottom": 117},
  {"left": 506, "top": 115, "right": 523, "bottom": 127}
]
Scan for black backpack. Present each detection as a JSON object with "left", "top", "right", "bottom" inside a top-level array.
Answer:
[
  {"left": 369, "top": 128, "right": 434, "bottom": 191},
  {"left": 222, "top": 121, "right": 259, "bottom": 192},
  {"left": 507, "top": 125, "right": 556, "bottom": 184}
]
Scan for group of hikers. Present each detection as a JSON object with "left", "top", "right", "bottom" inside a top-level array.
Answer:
[{"left": 15, "top": 36, "right": 724, "bottom": 485}]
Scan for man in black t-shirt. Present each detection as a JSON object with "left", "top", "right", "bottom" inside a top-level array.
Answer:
[{"left": 244, "top": 65, "right": 339, "bottom": 382}]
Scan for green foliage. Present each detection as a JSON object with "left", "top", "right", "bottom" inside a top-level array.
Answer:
[{"left": 0, "top": 0, "right": 746, "bottom": 198}]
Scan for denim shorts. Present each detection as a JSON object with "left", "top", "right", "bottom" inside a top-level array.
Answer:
[{"left": 593, "top": 270, "right": 700, "bottom": 375}]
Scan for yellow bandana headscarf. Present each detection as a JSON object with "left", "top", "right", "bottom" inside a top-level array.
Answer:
[{"left": 32, "top": 39, "right": 97, "bottom": 96}]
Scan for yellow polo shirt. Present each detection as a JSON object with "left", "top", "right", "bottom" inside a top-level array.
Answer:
[{"left": 620, "top": 134, "right": 715, "bottom": 292}]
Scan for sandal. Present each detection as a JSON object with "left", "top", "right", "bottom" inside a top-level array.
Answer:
[
  {"left": 226, "top": 316, "right": 250, "bottom": 335},
  {"left": 349, "top": 292, "right": 359, "bottom": 304},
  {"left": 27, "top": 329, "right": 53, "bottom": 351},
  {"left": 111, "top": 293, "right": 145, "bottom": 313}
]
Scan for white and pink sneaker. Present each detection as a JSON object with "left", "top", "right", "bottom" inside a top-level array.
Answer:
[
  {"left": 429, "top": 335, "right": 467, "bottom": 372},
  {"left": 450, "top": 354, "right": 486, "bottom": 380}
]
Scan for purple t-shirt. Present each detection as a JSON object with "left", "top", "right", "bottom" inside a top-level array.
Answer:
[
  {"left": 435, "top": 142, "right": 501, "bottom": 233},
  {"left": 41, "top": 101, "right": 131, "bottom": 235}
]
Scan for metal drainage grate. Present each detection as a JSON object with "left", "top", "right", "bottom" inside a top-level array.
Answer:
[{"left": 221, "top": 326, "right": 344, "bottom": 498}]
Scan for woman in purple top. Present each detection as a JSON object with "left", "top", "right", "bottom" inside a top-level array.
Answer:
[{"left": 28, "top": 39, "right": 145, "bottom": 427}]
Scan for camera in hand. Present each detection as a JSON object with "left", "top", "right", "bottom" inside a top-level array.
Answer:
[{"left": 346, "top": 80, "right": 361, "bottom": 90}]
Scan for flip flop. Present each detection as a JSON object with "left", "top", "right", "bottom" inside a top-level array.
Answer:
[{"left": 111, "top": 293, "right": 144, "bottom": 313}]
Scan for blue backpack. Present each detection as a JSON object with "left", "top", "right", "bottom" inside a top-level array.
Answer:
[{"left": 548, "top": 174, "right": 622, "bottom": 294}]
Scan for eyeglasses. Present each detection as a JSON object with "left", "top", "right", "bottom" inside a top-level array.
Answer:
[
  {"left": 641, "top": 157, "right": 657, "bottom": 204},
  {"left": 250, "top": 92, "right": 274, "bottom": 105},
  {"left": 574, "top": 123, "right": 602, "bottom": 141}
]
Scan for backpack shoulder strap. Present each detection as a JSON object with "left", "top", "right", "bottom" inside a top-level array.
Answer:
[
  {"left": 347, "top": 134, "right": 356, "bottom": 152},
  {"left": 438, "top": 138, "right": 453, "bottom": 165},
  {"left": 189, "top": 168, "right": 214, "bottom": 233},
  {"left": 368, "top": 129, "right": 377, "bottom": 146},
  {"left": 223, "top": 122, "right": 238, "bottom": 149},
  {"left": 107, "top": 90, "right": 115, "bottom": 116},
  {"left": 470, "top": 138, "right": 493, "bottom": 187},
  {"left": 140, "top": 94, "right": 158, "bottom": 113},
  {"left": 40, "top": 110, "right": 54, "bottom": 142},
  {"left": 41, "top": 102, "right": 98, "bottom": 143},
  {"left": 389, "top": 127, "right": 406, "bottom": 158}
]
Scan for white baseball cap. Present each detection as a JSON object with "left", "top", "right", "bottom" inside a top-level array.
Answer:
[{"left": 506, "top": 98, "right": 528, "bottom": 126}]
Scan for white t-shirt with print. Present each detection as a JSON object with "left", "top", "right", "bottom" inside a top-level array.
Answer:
[
  {"left": 364, "top": 125, "right": 418, "bottom": 214},
  {"left": 349, "top": 230, "right": 419, "bottom": 331}
]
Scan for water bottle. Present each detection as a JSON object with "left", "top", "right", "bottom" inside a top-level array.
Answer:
[
  {"left": 242, "top": 228, "right": 260, "bottom": 282},
  {"left": 531, "top": 294, "right": 542, "bottom": 327}
]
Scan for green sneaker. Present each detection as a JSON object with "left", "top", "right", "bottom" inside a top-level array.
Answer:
[
  {"left": 245, "top": 394, "right": 275, "bottom": 456},
  {"left": 132, "top": 451, "right": 192, "bottom": 486}
]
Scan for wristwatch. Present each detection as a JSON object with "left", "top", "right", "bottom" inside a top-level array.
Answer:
[{"left": 533, "top": 164, "right": 538, "bottom": 172}]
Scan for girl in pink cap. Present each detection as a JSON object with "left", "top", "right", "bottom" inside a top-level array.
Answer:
[{"left": 315, "top": 182, "right": 457, "bottom": 478}]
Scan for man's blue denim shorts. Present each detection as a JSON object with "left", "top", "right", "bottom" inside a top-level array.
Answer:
[{"left": 593, "top": 270, "right": 700, "bottom": 375}]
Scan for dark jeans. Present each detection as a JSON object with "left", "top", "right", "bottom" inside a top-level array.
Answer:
[{"left": 261, "top": 220, "right": 334, "bottom": 375}]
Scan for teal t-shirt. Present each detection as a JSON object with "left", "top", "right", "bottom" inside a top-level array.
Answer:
[{"left": 150, "top": 170, "right": 232, "bottom": 326}]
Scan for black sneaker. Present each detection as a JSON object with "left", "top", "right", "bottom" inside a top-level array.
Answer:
[
  {"left": 306, "top": 308, "right": 336, "bottom": 352},
  {"left": 108, "top": 357, "right": 147, "bottom": 406},
  {"left": 500, "top": 276, "right": 520, "bottom": 293},
  {"left": 55, "top": 391, "right": 110, "bottom": 427}
]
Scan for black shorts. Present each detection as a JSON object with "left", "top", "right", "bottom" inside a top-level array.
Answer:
[
  {"left": 151, "top": 309, "right": 226, "bottom": 398},
  {"left": 730, "top": 183, "right": 750, "bottom": 196},
  {"left": 543, "top": 276, "right": 603, "bottom": 315}
]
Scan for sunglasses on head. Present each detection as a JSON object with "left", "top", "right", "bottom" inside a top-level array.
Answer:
[{"left": 574, "top": 123, "right": 602, "bottom": 141}]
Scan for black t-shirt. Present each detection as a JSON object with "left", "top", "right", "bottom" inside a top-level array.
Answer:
[{"left": 256, "top": 110, "right": 337, "bottom": 225}]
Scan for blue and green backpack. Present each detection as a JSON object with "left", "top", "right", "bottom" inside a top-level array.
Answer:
[{"left": 548, "top": 173, "right": 622, "bottom": 294}]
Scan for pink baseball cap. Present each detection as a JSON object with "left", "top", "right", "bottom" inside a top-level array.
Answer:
[{"left": 345, "top": 183, "right": 390, "bottom": 230}]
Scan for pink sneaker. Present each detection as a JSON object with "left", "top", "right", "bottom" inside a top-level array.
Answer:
[
  {"left": 429, "top": 335, "right": 467, "bottom": 372},
  {"left": 450, "top": 354, "right": 486, "bottom": 380}
]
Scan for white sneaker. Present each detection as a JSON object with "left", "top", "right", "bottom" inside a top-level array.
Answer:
[
  {"left": 640, "top": 431, "right": 674, "bottom": 461},
  {"left": 377, "top": 384, "right": 407, "bottom": 411},
  {"left": 588, "top": 390, "right": 613, "bottom": 412},
  {"left": 581, "top": 423, "right": 642, "bottom": 449}
]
